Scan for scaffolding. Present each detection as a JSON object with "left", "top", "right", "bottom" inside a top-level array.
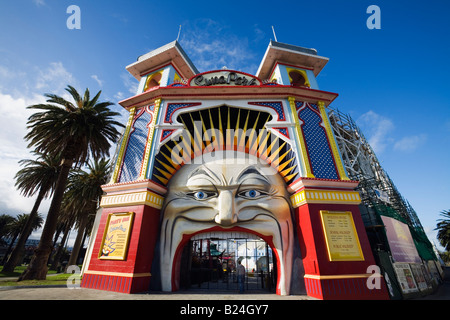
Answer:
[
  {"left": 327, "top": 108, "right": 424, "bottom": 233},
  {"left": 327, "top": 107, "right": 442, "bottom": 299}
]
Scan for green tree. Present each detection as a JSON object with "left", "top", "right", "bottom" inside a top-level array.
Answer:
[
  {"left": 436, "top": 209, "right": 450, "bottom": 252},
  {"left": 1, "top": 213, "right": 43, "bottom": 265},
  {"left": 0, "top": 214, "right": 15, "bottom": 246},
  {"left": 64, "top": 159, "right": 110, "bottom": 268},
  {"left": 19, "top": 85, "right": 123, "bottom": 280},
  {"left": 49, "top": 204, "right": 77, "bottom": 271},
  {"left": 2, "top": 153, "right": 60, "bottom": 272}
]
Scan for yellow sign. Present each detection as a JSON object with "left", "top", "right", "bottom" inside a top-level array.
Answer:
[
  {"left": 320, "top": 210, "right": 364, "bottom": 261},
  {"left": 99, "top": 212, "right": 134, "bottom": 260}
]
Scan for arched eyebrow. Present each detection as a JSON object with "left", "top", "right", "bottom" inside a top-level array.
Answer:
[
  {"left": 236, "top": 166, "right": 270, "bottom": 185},
  {"left": 187, "top": 166, "right": 222, "bottom": 186}
]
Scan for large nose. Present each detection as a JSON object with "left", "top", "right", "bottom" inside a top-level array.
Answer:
[{"left": 215, "top": 190, "right": 237, "bottom": 226}]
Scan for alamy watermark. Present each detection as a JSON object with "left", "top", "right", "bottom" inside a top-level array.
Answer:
[
  {"left": 66, "top": 265, "right": 81, "bottom": 289},
  {"left": 66, "top": 5, "right": 81, "bottom": 30},
  {"left": 65, "top": 5, "right": 380, "bottom": 31},
  {"left": 367, "top": 5, "right": 381, "bottom": 30},
  {"left": 366, "top": 265, "right": 382, "bottom": 290}
]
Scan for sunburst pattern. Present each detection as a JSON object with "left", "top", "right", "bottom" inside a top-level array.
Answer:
[{"left": 152, "top": 106, "right": 299, "bottom": 186}]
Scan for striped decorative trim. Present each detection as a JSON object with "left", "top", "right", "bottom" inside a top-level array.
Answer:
[
  {"left": 290, "top": 189, "right": 361, "bottom": 208},
  {"left": 81, "top": 272, "right": 151, "bottom": 293},
  {"left": 304, "top": 273, "right": 379, "bottom": 280},
  {"left": 83, "top": 270, "right": 151, "bottom": 278},
  {"left": 100, "top": 190, "right": 164, "bottom": 209},
  {"left": 304, "top": 276, "right": 380, "bottom": 299}
]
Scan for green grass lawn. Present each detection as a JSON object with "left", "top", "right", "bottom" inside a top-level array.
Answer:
[
  {"left": 0, "top": 265, "right": 57, "bottom": 277},
  {"left": 0, "top": 265, "right": 80, "bottom": 287}
]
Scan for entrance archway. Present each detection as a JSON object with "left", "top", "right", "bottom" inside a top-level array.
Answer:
[{"left": 179, "top": 231, "right": 277, "bottom": 292}]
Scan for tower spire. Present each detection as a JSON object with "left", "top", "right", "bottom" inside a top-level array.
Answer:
[
  {"left": 271, "top": 26, "right": 278, "bottom": 42},
  {"left": 177, "top": 25, "right": 182, "bottom": 41}
]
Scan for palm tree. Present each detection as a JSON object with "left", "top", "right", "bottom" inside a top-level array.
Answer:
[
  {"left": 436, "top": 209, "right": 450, "bottom": 252},
  {"left": 2, "top": 153, "right": 60, "bottom": 272},
  {"left": 19, "top": 85, "right": 123, "bottom": 280},
  {"left": 1, "top": 213, "right": 43, "bottom": 265},
  {"left": 49, "top": 206, "right": 76, "bottom": 271},
  {"left": 0, "top": 214, "right": 15, "bottom": 246},
  {"left": 64, "top": 159, "right": 110, "bottom": 267}
]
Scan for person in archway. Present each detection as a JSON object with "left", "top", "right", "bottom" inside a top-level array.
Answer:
[{"left": 237, "top": 260, "right": 245, "bottom": 293}]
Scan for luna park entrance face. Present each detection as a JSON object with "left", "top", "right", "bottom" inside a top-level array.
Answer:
[{"left": 179, "top": 231, "right": 277, "bottom": 292}]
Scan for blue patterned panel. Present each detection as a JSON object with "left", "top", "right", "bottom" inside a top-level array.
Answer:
[
  {"left": 161, "top": 129, "right": 174, "bottom": 141},
  {"left": 295, "top": 101, "right": 304, "bottom": 110},
  {"left": 298, "top": 107, "right": 338, "bottom": 180},
  {"left": 308, "top": 103, "right": 319, "bottom": 112},
  {"left": 275, "top": 127, "right": 288, "bottom": 137},
  {"left": 248, "top": 102, "right": 286, "bottom": 121},
  {"left": 164, "top": 103, "right": 201, "bottom": 123},
  {"left": 118, "top": 110, "right": 152, "bottom": 183}
]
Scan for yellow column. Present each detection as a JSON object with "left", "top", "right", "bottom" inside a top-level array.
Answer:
[
  {"left": 288, "top": 97, "right": 315, "bottom": 178},
  {"left": 109, "top": 107, "right": 136, "bottom": 184},
  {"left": 317, "top": 101, "right": 350, "bottom": 180},
  {"left": 139, "top": 99, "right": 162, "bottom": 180}
]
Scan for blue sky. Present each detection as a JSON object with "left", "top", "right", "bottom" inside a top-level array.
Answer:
[{"left": 0, "top": 0, "right": 449, "bottom": 249}]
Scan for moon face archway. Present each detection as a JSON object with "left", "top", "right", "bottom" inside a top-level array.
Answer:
[
  {"left": 158, "top": 152, "right": 296, "bottom": 295},
  {"left": 81, "top": 41, "right": 392, "bottom": 300}
]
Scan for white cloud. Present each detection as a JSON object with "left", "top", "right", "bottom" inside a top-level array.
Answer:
[
  {"left": 0, "top": 60, "right": 77, "bottom": 220},
  {"left": 0, "top": 60, "right": 124, "bottom": 245},
  {"left": 0, "top": 91, "right": 51, "bottom": 217},
  {"left": 0, "top": 92, "right": 44, "bottom": 157},
  {"left": 120, "top": 73, "right": 138, "bottom": 95},
  {"left": 357, "top": 110, "right": 428, "bottom": 155},
  {"left": 0, "top": 65, "right": 11, "bottom": 78},
  {"left": 253, "top": 24, "right": 266, "bottom": 43},
  {"left": 91, "top": 74, "right": 103, "bottom": 87},
  {"left": 114, "top": 91, "right": 125, "bottom": 101},
  {"left": 33, "top": 0, "right": 46, "bottom": 6},
  {"left": 0, "top": 65, "right": 28, "bottom": 95},
  {"left": 35, "top": 62, "right": 77, "bottom": 94},
  {"left": 179, "top": 19, "right": 258, "bottom": 73},
  {"left": 393, "top": 134, "right": 427, "bottom": 152},
  {"left": 357, "top": 110, "right": 395, "bottom": 153}
]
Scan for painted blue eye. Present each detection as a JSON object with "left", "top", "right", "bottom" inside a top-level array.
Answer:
[
  {"left": 248, "top": 190, "right": 258, "bottom": 198},
  {"left": 194, "top": 191, "right": 206, "bottom": 200},
  {"left": 187, "top": 191, "right": 216, "bottom": 200},
  {"left": 240, "top": 189, "right": 262, "bottom": 199}
]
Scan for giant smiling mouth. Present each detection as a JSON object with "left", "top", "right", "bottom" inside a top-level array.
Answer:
[{"left": 159, "top": 216, "right": 293, "bottom": 295}]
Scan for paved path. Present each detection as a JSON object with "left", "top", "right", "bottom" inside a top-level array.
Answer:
[
  {"left": 413, "top": 267, "right": 450, "bottom": 300},
  {"left": 1, "top": 267, "right": 448, "bottom": 300},
  {"left": 0, "top": 286, "right": 314, "bottom": 300}
]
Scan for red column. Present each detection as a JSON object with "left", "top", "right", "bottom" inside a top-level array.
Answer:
[
  {"left": 293, "top": 181, "right": 390, "bottom": 300},
  {"left": 81, "top": 204, "right": 160, "bottom": 293}
]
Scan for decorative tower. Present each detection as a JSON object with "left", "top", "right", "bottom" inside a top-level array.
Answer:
[
  {"left": 81, "top": 41, "right": 198, "bottom": 293},
  {"left": 81, "top": 40, "right": 389, "bottom": 299},
  {"left": 256, "top": 41, "right": 388, "bottom": 299}
]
